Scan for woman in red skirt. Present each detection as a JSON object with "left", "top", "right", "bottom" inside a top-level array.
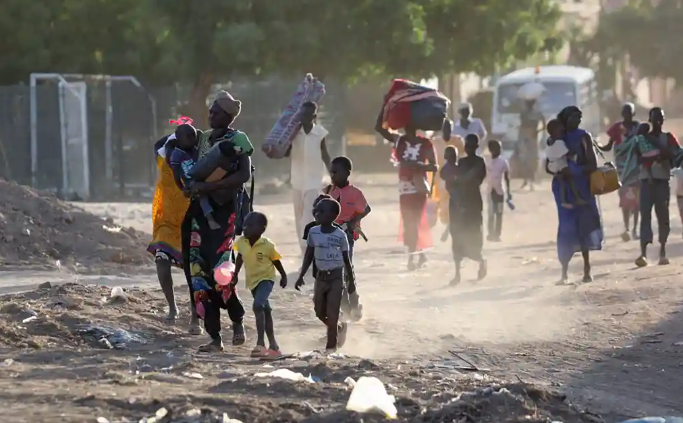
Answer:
[{"left": 393, "top": 125, "right": 438, "bottom": 270}]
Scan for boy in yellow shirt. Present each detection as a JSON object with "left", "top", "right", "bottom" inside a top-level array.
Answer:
[{"left": 233, "top": 212, "right": 288, "bottom": 359}]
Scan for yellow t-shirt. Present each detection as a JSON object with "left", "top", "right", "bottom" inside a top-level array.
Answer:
[{"left": 234, "top": 236, "right": 282, "bottom": 291}]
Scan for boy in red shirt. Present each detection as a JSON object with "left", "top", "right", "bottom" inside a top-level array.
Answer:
[{"left": 325, "top": 156, "right": 371, "bottom": 320}]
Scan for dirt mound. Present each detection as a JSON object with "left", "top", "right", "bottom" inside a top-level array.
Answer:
[
  {"left": 0, "top": 179, "right": 151, "bottom": 271},
  {"left": 0, "top": 283, "right": 602, "bottom": 422}
]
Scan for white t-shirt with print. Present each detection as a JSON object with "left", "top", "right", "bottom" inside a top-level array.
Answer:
[
  {"left": 290, "top": 124, "right": 328, "bottom": 191},
  {"left": 485, "top": 156, "right": 509, "bottom": 196}
]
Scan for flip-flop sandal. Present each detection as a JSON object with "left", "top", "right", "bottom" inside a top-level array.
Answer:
[
  {"left": 232, "top": 325, "right": 246, "bottom": 346},
  {"left": 659, "top": 257, "right": 670, "bottom": 265},
  {"left": 635, "top": 256, "right": 648, "bottom": 268},
  {"left": 250, "top": 346, "right": 268, "bottom": 358},
  {"left": 260, "top": 349, "right": 284, "bottom": 361}
]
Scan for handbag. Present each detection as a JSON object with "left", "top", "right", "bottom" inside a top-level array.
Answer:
[{"left": 590, "top": 163, "right": 620, "bottom": 195}]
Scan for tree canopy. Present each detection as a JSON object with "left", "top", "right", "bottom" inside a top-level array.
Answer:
[
  {"left": 0, "top": 0, "right": 564, "bottom": 115},
  {"left": 590, "top": 0, "right": 683, "bottom": 84}
]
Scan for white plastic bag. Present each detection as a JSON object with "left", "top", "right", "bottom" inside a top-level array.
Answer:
[
  {"left": 517, "top": 81, "right": 545, "bottom": 101},
  {"left": 110, "top": 286, "right": 125, "bottom": 299},
  {"left": 345, "top": 376, "right": 397, "bottom": 419},
  {"left": 254, "top": 368, "right": 315, "bottom": 383}
]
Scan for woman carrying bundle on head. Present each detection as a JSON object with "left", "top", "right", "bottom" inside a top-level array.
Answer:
[{"left": 375, "top": 79, "right": 447, "bottom": 270}]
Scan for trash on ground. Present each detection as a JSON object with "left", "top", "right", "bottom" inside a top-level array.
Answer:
[
  {"left": 182, "top": 371, "right": 203, "bottom": 380},
  {"left": 110, "top": 286, "right": 126, "bottom": 301},
  {"left": 345, "top": 376, "right": 397, "bottom": 419},
  {"left": 78, "top": 324, "right": 147, "bottom": 349},
  {"left": 21, "top": 315, "right": 38, "bottom": 323},
  {"left": 254, "top": 368, "right": 315, "bottom": 383}
]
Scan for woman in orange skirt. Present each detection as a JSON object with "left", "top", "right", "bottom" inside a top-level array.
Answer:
[{"left": 147, "top": 134, "right": 192, "bottom": 326}]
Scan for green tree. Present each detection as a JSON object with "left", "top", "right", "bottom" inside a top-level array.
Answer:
[
  {"left": 0, "top": 0, "right": 155, "bottom": 84},
  {"left": 148, "top": 0, "right": 564, "bottom": 118},
  {"left": 591, "top": 0, "right": 683, "bottom": 84},
  {"left": 0, "top": 0, "right": 563, "bottom": 119}
]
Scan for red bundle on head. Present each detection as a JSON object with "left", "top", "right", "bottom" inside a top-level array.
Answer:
[{"left": 169, "top": 116, "right": 194, "bottom": 126}]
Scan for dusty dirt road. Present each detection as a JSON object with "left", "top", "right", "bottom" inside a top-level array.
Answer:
[{"left": 1, "top": 176, "right": 683, "bottom": 422}]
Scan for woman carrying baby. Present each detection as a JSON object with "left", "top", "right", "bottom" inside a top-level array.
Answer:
[
  {"left": 547, "top": 106, "right": 603, "bottom": 284},
  {"left": 598, "top": 103, "right": 641, "bottom": 240},
  {"left": 181, "top": 90, "right": 252, "bottom": 350}
]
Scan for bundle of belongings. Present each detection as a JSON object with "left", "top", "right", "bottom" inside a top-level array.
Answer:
[
  {"left": 380, "top": 79, "right": 452, "bottom": 134},
  {"left": 262, "top": 73, "right": 325, "bottom": 159}
]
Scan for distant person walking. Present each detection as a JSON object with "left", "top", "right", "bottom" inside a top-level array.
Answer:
[
  {"left": 517, "top": 98, "right": 545, "bottom": 190},
  {"left": 290, "top": 101, "right": 332, "bottom": 255},
  {"left": 635, "top": 107, "right": 680, "bottom": 267},
  {"left": 598, "top": 102, "right": 641, "bottom": 241},
  {"left": 441, "top": 135, "right": 487, "bottom": 285},
  {"left": 452, "top": 102, "right": 487, "bottom": 145}
]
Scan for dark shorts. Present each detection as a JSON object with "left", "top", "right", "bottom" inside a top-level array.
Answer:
[
  {"left": 313, "top": 268, "right": 344, "bottom": 320},
  {"left": 251, "top": 280, "right": 274, "bottom": 312}
]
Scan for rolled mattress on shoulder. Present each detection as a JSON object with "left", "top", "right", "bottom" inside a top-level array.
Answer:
[{"left": 262, "top": 73, "right": 325, "bottom": 159}]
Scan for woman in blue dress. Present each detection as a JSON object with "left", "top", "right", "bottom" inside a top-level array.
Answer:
[{"left": 548, "top": 106, "right": 603, "bottom": 284}]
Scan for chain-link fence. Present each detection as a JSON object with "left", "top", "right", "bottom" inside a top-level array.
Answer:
[{"left": 0, "top": 77, "right": 405, "bottom": 201}]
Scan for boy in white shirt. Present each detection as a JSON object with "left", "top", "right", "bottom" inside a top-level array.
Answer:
[
  {"left": 290, "top": 101, "right": 332, "bottom": 254},
  {"left": 673, "top": 167, "right": 683, "bottom": 238},
  {"left": 485, "top": 140, "right": 511, "bottom": 241}
]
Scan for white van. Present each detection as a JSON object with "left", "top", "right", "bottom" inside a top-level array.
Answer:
[{"left": 491, "top": 65, "right": 600, "bottom": 162}]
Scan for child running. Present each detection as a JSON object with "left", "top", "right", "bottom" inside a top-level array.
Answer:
[
  {"left": 169, "top": 124, "right": 220, "bottom": 230},
  {"left": 233, "top": 212, "right": 288, "bottom": 359},
  {"left": 295, "top": 198, "right": 355, "bottom": 352},
  {"left": 485, "top": 140, "right": 511, "bottom": 242},
  {"left": 545, "top": 119, "right": 585, "bottom": 208},
  {"left": 325, "top": 156, "right": 370, "bottom": 321}
]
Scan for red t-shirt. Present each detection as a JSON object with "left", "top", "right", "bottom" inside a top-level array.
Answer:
[
  {"left": 327, "top": 184, "right": 368, "bottom": 225},
  {"left": 606, "top": 120, "right": 639, "bottom": 146}
]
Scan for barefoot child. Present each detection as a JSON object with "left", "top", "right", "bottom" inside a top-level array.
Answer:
[
  {"left": 485, "top": 140, "right": 511, "bottom": 242},
  {"left": 295, "top": 198, "right": 356, "bottom": 352},
  {"left": 441, "top": 135, "right": 487, "bottom": 285},
  {"left": 169, "top": 124, "right": 220, "bottom": 230},
  {"left": 545, "top": 119, "right": 585, "bottom": 208},
  {"left": 325, "top": 156, "right": 370, "bottom": 321},
  {"left": 233, "top": 212, "right": 288, "bottom": 359}
]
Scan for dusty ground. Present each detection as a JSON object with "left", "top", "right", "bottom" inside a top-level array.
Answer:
[{"left": 1, "top": 174, "right": 683, "bottom": 422}]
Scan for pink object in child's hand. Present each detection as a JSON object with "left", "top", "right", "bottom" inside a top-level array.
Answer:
[
  {"left": 642, "top": 149, "right": 660, "bottom": 158},
  {"left": 214, "top": 261, "right": 235, "bottom": 286},
  {"left": 196, "top": 302, "right": 206, "bottom": 320}
]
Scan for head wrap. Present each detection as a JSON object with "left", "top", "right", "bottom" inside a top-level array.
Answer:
[
  {"left": 557, "top": 105, "right": 581, "bottom": 128},
  {"left": 215, "top": 90, "right": 242, "bottom": 118}
]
